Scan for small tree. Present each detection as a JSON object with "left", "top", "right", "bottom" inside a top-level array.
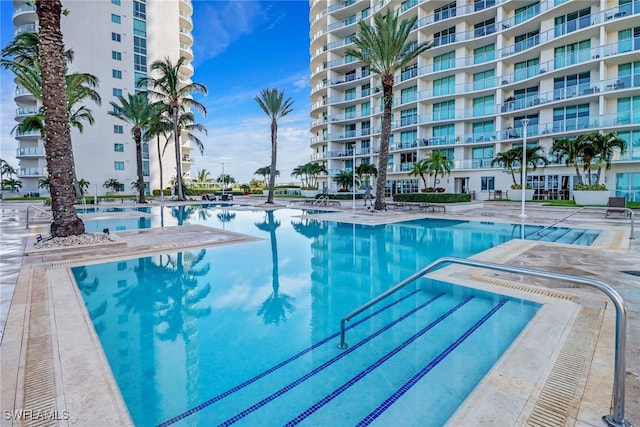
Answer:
[
  {"left": 334, "top": 170, "right": 358, "bottom": 192},
  {"left": 103, "top": 178, "right": 123, "bottom": 193},
  {"left": 408, "top": 160, "right": 429, "bottom": 189},
  {"left": 424, "top": 151, "right": 453, "bottom": 188},
  {"left": 254, "top": 166, "right": 279, "bottom": 187}
]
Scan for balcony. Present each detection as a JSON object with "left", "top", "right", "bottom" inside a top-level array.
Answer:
[
  {"left": 17, "top": 167, "right": 47, "bottom": 177},
  {"left": 15, "top": 23, "right": 38, "bottom": 36},
  {"left": 17, "top": 147, "right": 44, "bottom": 157},
  {"left": 16, "top": 106, "right": 38, "bottom": 117}
]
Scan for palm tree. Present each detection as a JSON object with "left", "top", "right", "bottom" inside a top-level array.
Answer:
[
  {"left": 255, "top": 88, "right": 294, "bottom": 204},
  {"left": 334, "top": 170, "right": 358, "bottom": 191},
  {"left": 355, "top": 162, "right": 377, "bottom": 188},
  {"left": 216, "top": 174, "right": 236, "bottom": 190},
  {"left": 36, "top": 0, "right": 84, "bottom": 236},
  {"left": 139, "top": 57, "right": 208, "bottom": 201},
  {"left": 515, "top": 145, "right": 548, "bottom": 186},
  {"left": 146, "top": 106, "right": 173, "bottom": 200},
  {"left": 552, "top": 137, "right": 587, "bottom": 185},
  {"left": 103, "top": 178, "right": 123, "bottom": 193},
  {"left": 408, "top": 160, "right": 429, "bottom": 189},
  {"left": 77, "top": 179, "right": 90, "bottom": 196},
  {"left": 491, "top": 149, "right": 520, "bottom": 187},
  {"left": 195, "top": 169, "right": 211, "bottom": 185},
  {"left": 3, "top": 178, "right": 22, "bottom": 193},
  {"left": 0, "top": 159, "right": 16, "bottom": 191},
  {"left": 109, "top": 93, "right": 158, "bottom": 203},
  {"left": 345, "top": 9, "right": 433, "bottom": 210},
  {"left": 578, "top": 131, "right": 627, "bottom": 185},
  {"left": 254, "top": 166, "right": 279, "bottom": 188},
  {"left": 424, "top": 151, "right": 453, "bottom": 188}
]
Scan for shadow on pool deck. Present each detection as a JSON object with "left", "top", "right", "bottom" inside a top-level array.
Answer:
[{"left": 0, "top": 199, "right": 638, "bottom": 426}]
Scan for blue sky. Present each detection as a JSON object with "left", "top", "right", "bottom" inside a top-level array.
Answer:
[{"left": 0, "top": 0, "right": 312, "bottom": 184}]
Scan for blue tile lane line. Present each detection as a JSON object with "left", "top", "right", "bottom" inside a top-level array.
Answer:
[
  {"left": 283, "top": 295, "right": 489, "bottom": 426},
  {"left": 214, "top": 293, "right": 464, "bottom": 427},
  {"left": 156, "top": 289, "right": 434, "bottom": 427},
  {"left": 357, "top": 299, "right": 509, "bottom": 426}
]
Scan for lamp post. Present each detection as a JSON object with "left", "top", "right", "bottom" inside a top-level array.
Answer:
[
  {"left": 352, "top": 144, "right": 356, "bottom": 210},
  {"left": 519, "top": 118, "right": 530, "bottom": 220},
  {"left": 221, "top": 162, "right": 225, "bottom": 196}
]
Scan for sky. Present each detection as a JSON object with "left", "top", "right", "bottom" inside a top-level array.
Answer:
[{"left": 0, "top": 0, "right": 312, "bottom": 185}]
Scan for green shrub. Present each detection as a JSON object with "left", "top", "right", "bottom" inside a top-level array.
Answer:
[
  {"left": 574, "top": 183, "right": 607, "bottom": 191},
  {"left": 393, "top": 193, "right": 471, "bottom": 203}
]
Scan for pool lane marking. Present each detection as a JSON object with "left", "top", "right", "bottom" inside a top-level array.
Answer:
[
  {"left": 357, "top": 298, "right": 509, "bottom": 426},
  {"left": 216, "top": 296, "right": 474, "bottom": 427},
  {"left": 157, "top": 288, "right": 442, "bottom": 427},
  {"left": 283, "top": 296, "right": 499, "bottom": 425}
]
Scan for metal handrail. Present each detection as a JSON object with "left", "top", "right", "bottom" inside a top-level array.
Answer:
[
  {"left": 337, "top": 256, "right": 630, "bottom": 427},
  {"left": 313, "top": 195, "right": 328, "bottom": 207},
  {"left": 25, "top": 205, "right": 52, "bottom": 230},
  {"left": 530, "top": 206, "right": 635, "bottom": 240}
]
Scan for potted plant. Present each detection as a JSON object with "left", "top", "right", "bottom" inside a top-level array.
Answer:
[
  {"left": 554, "top": 132, "right": 626, "bottom": 205},
  {"left": 492, "top": 145, "right": 548, "bottom": 201}
]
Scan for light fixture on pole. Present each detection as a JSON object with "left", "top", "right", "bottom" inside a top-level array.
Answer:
[
  {"left": 519, "top": 118, "right": 530, "bottom": 220},
  {"left": 221, "top": 162, "right": 225, "bottom": 196},
  {"left": 352, "top": 143, "right": 356, "bottom": 210}
]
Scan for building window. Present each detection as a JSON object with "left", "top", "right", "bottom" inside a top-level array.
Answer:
[
  {"left": 360, "top": 101, "right": 370, "bottom": 117},
  {"left": 112, "top": 88, "right": 122, "bottom": 97},
  {"left": 514, "top": 2, "right": 539, "bottom": 24},
  {"left": 553, "top": 72, "right": 589, "bottom": 99},
  {"left": 474, "top": 0, "right": 496, "bottom": 11},
  {"left": 113, "top": 125, "right": 124, "bottom": 134},
  {"left": 133, "top": 1, "right": 146, "bottom": 19},
  {"left": 433, "top": 100, "right": 455, "bottom": 120},
  {"left": 111, "top": 32, "right": 121, "bottom": 42},
  {"left": 474, "top": 19, "right": 495, "bottom": 37},
  {"left": 400, "top": 108, "right": 417, "bottom": 126},
  {"left": 433, "top": 76, "right": 454, "bottom": 96},
  {"left": 111, "top": 14, "right": 121, "bottom": 24},
  {"left": 434, "top": 51, "right": 455, "bottom": 71},
  {"left": 345, "top": 88, "right": 356, "bottom": 101},
  {"left": 112, "top": 69, "right": 122, "bottom": 79},
  {"left": 434, "top": 26, "right": 456, "bottom": 46},
  {"left": 515, "top": 30, "right": 540, "bottom": 52},
  {"left": 114, "top": 143, "right": 124, "bottom": 152},
  {"left": 618, "top": 27, "right": 640, "bottom": 53},
  {"left": 473, "top": 44, "right": 495, "bottom": 64},
  {"left": 514, "top": 58, "right": 539, "bottom": 81},
  {"left": 434, "top": 2, "right": 456, "bottom": 22},
  {"left": 134, "top": 54, "right": 147, "bottom": 72},
  {"left": 345, "top": 106, "right": 356, "bottom": 119},
  {"left": 473, "top": 95, "right": 494, "bottom": 116},
  {"left": 133, "top": 36, "right": 146, "bottom": 55},
  {"left": 618, "top": 61, "right": 640, "bottom": 88},
  {"left": 472, "top": 121, "right": 494, "bottom": 142},
  {"left": 112, "top": 51, "right": 122, "bottom": 61},
  {"left": 616, "top": 96, "right": 640, "bottom": 125},
  {"left": 114, "top": 161, "right": 125, "bottom": 170},
  {"left": 432, "top": 124, "right": 455, "bottom": 145},
  {"left": 473, "top": 69, "right": 495, "bottom": 90},
  {"left": 111, "top": 0, "right": 121, "bottom": 5},
  {"left": 481, "top": 176, "right": 495, "bottom": 190},
  {"left": 133, "top": 18, "right": 146, "bottom": 37},
  {"left": 554, "top": 40, "right": 591, "bottom": 68},
  {"left": 401, "top": 86, "right": 418, "bottom": 103},
  {"left": 554, "top": 7, "right": 590, "bottom": 37},
  {"left": 400, "top": 63, "right": 417, "bottom": 81}
]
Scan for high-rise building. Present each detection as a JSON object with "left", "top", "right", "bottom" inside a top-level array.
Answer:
[
  {"left": 309, "top": 0, "right": 639, "bottom": 201},
  {"left": 11, "top": 0, "right": 196, "bottom": 196}
]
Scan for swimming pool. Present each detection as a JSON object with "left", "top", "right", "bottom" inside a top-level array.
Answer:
[{"left": 73, "top": 208, "right": 543, "bottom": 426}]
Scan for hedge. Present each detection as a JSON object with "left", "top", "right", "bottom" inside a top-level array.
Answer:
[{"left": 393, "top": 193, "right": 471, "bottom": 203}]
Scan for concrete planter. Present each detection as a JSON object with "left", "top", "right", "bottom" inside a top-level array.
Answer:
[
  {"left": 509, "top": 189, "right": 535, "bottom": 201},
  {"left": 573, "top": 190, "right": 611, "bottom": 205}
]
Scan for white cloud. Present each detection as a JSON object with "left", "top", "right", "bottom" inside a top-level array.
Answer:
[{"left": 191, "top": 1, "right": 265, "bottom": 65}]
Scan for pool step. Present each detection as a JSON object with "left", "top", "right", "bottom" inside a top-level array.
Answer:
[{"left": 187, "top": 293, "right": 515, "bottom": 426}]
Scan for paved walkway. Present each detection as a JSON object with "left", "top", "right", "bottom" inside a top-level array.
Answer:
[{"left": 0, "top": 198, "right": 638, "bottom": 426}]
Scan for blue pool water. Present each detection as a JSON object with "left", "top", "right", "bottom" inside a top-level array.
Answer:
[{"left": 72, "top": 208, "right": 546, "bottom": 426}]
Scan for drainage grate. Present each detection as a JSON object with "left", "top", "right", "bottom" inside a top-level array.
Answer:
[
  {"left": 526, "top": 306, "right": 601, "bottom": 426},
  {"left": 469, "top": 274, "right": 575, "bottom": 301}
]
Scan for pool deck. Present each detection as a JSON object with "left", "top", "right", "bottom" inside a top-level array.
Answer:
[{"left": 0, "top": 197, "right": 638, "bottom": 426}]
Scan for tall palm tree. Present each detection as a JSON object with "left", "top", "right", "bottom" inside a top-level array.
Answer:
[
  {"left": 515, "top": 145, "right": 548, "bottom": 186},
  {"left": 146, "top": 106, "right": 173, "bottom": 200},
  {"left": 139, "top": 57, "right": 208, "bottom": 201},
  {"left": 36, "top": 0, "right": 84, "bottom": 236},
  {"left": 0, "top": 159, "right": 16, "bottom": 191},
  {"left": 346, "top": 9, "right": 433, "bottom": 210},
  {"left": 552, "top": 137, "right": 587, "bottom": 185},
  {"left": 424, "top": 151, "right": 453, "bottom": 188},
  {"left": 255, "top": 88, "right": 294, "bottom": 204},
  {"left": 491, "top": 149, "right": 520, "bottom": 187},
  {"left": 408, "top": 160, "right": 429, "bottom": 189},
  {"left": 109, "top": 93, "right": 158, "bottom": 203},
  {"left": 196, "top": 169, "right": 211, "bottom": 185},
  {"left": 578, "top": 131, "right": 627, "bottom": 185}
]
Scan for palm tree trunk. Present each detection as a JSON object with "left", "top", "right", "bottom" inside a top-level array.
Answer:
[
  {"left": 134, "top": 129, "right": 146, "bottom": 203},
  {"left": 374, "top": 80, "right": 393, "bottom": 210},
  {"left": 157, "top": 135, "right": 164, "bottom": 202},
  {"left": 36, "top": 0, "right": 84, "bottom": 237},
  {"left": 267, "top": 120, "right": 277, "bottom": 204},
  {"left": 173, "top": 105, "right": 184, "bottom": 200}
]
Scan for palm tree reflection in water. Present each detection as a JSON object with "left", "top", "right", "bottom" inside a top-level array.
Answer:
[
  {"left": 255, "top": 211, "right": 295, "bottom": 324},
  {"left": 216, "top": 210, "right": 236, "bottom": 230}
]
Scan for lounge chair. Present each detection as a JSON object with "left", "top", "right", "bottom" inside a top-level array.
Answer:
[
  {"left": 202, "top": 194, "right": 216, "bottom": 201},
  {"left": 605, "top": 197, "right": 630, "bottom": 218},
  {"left": 220, "top": 194, "right": 233, "bottom": 201}
]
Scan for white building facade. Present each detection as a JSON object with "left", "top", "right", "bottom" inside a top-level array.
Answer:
[
  {"left": 309, "top": 0, "right": 640, "bottom": 201},
  {"left": 11, "top": 0, "right": 196, "bottom": 196}
]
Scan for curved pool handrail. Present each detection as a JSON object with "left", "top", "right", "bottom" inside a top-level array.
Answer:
[{"left": 337, "top": 256, "right": 630, "bottom": 427}]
